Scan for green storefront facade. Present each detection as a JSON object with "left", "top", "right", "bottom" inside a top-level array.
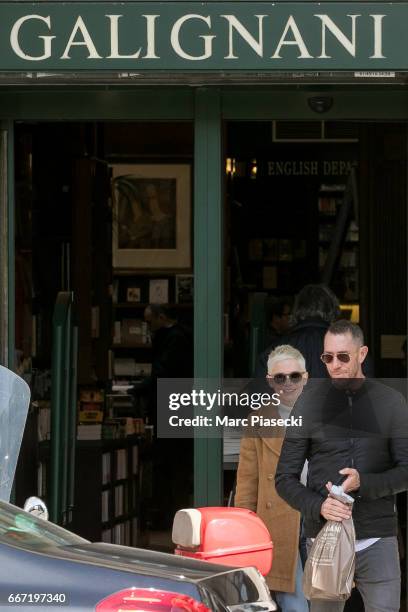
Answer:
[{"left": 0, "top": 1, "right": 407, "bottom": 511}]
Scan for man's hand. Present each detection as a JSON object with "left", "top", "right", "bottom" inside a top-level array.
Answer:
[
  {"left": 320, "top": 497, "right": 352, "bottom": 521},
  {"left": 338, "top": 467, "right": 360, "bottom": 493}
]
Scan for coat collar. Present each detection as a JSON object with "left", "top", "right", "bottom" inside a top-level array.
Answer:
[
  {"left": 293, "top": 317, "right": 329, "bottom": 331},
  {"left": 253, "top": 403, "right": 285, "bottom": 455}
]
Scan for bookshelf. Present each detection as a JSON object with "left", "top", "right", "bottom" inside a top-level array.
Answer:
[
  {"left": 318, "top": 183, "right": 359, "bottom": 305},
  {"left": 37, "top": 437, "right": 146, "bottom": 545},
  {"left": 110, "top": 272, "right": 193, "bottom": 388},
  {"left": 70, "top": 436, "right": 145, "bottom": 545}
]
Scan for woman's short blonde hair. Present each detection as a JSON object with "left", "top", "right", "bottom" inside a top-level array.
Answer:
[{"left": 267, "top": 344, "right": 306, "bottom": 373}]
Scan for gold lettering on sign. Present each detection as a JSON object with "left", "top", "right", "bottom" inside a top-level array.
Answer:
[{"left": 268, "top": 161, "right": 353, "bottom": 177}]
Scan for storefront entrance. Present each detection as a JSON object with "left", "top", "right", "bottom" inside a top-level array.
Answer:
[
  {"left": 8, "top": 109, "right": 407, "bottom": 503},
  {"left": 0, "top": 0, "right": 405, "bottom": 607},
  {"left": 0, "top": 85, "right": 406, "bottom": 609}
]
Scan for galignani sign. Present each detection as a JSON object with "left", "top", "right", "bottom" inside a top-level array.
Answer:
[{"left": 0, "top": 3, "right": 406, "bottom": 70}]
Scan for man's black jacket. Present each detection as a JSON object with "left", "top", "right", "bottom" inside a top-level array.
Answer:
[{"left": 275, "top": 379, "right": 408, "bottom": 539}]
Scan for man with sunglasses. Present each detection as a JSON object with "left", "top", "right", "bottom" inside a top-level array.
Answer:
[{"left": 275, "top": 320, "right": 408, "bottom": 612}]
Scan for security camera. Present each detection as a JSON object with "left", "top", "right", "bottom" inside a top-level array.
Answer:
[{"left": 308, "top": 96, "right": 334, "bottom": 114}]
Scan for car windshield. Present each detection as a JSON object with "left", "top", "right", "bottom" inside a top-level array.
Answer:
[{"left": 0, "top": 500, "right": 88, "bottom": 550}]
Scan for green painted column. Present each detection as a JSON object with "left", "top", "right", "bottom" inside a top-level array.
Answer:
[
  {"left": 194, "top": 88, "right": 223, "bottom": 507},
  {"left": 7, "top": 122, "right": 14, "bottom": 370},
  {"left": 0, "top": 121, "right": 14, "bottom": 369}
]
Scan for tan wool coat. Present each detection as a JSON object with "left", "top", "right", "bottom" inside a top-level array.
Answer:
[{"left": 235, "top": 406, "right": 301, "bottom": 593}]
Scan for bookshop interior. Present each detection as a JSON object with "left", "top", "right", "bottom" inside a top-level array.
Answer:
[{"left": 12, "top": 120, "right": 407, "bottom": 550}]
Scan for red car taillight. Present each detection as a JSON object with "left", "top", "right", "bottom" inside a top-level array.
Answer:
[{"left": 95, "top": 588, "right": 212, "bottom": 612}]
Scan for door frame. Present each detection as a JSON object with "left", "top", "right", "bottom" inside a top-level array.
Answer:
[{"left": 0, "top": 121, "right": 14, "bottom": 369}]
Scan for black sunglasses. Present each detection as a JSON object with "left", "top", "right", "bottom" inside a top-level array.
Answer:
[
  {"left": 267, "top": 372, "right": 305, "bottom": 384},
  {"left": 321, "top": 352, "right": 351, "bottom": 364}
]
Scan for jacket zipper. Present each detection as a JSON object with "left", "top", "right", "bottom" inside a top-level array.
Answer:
[{"left": 348, "top": 393, "right": 355, "bottom": 468}]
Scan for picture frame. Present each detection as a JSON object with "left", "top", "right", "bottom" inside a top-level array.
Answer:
[
  {"left": 149, "top": 279, "right": 169, "bottom": 304},
  {"left": 175, "top": 274, "right": 194, "bottom": 304},
  {"left": 126, "top": 287, "right": 141, "bottom": 303},
  {"left": 111, "top": 164, "right": 191, "bottom": 269}
]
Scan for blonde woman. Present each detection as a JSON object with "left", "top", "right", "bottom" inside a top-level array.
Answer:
[{"left": 235, "top": 345, "right": 308, "bottom": 612}]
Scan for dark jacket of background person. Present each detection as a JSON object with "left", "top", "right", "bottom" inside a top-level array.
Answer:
[
  {"left": 150, "top": 323, "right": 193, "bottom": 380},
  {"left": 256, "top": 285, "right": 341, "bottom": 379},
  {"left": 275, "top": 379, "right": 408, "bottom": 539},
  {"left": 235, "top": 404, "right": 301, "bottom": 593},
  {"left": 133, "top": 323, "right": 193, "bottom": 425},
  {"left": 256, "top": 318, "right": 330, "bottom": 379}
]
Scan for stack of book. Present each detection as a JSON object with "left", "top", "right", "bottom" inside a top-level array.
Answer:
[
  {"left": 37, "top": 400, "right": 51, "bottom": 441},
  {"left": 223, "top": 426, "right": 242, "bottom": 465},
  {"left": 113, "top": 319, "right": 150, "bottom": 346},
  {"left": 78, "top": 388, "right": 104, "bottom": 424},
  {"left": 111, "top": 381, "right": 134, "bottom": 393},
  {"left": 113, "top": 359, "right": 152, "bottom": 378},
  {"left": 77, "top": 424, "right": 102, "bottom": 440},
  {"left": 106, "top": 392, "right": 135, "bottom": 419}
]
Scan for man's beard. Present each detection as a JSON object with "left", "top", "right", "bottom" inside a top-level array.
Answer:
[{"left": 331, "top": 377, "right": 363, "bottom": 391}]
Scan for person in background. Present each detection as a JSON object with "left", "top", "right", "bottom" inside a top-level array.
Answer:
[
  {"left": 263, "top": 297, "right": 292, "bottom": 349},
  {"left": 132, "top": 303, "right": 193, "bottom": 529},
  {"left": 131, "top": 304, "right": 192, "bottom": 423},
  {"left": 143, "top": 303, "right": 193, "bottom": 392},
  {"left": 235, "top": 345, "right": 309, "bottom": 612},
  {"left": 257, "top": 284, "right": 341, "bottom": 379}
]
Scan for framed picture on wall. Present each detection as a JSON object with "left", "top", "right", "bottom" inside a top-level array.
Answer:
[
  {"left": 111, "top": 164, "right": 191, "bottom": 268},
  {"left": 126, "top": 287, "right": 141, "bottom": 302},
  {"left": 175, "top": 274, "right": 194, "bottom": 303},
  {"left": 149, "top": 279, "right": 169, "bottom": 304}
]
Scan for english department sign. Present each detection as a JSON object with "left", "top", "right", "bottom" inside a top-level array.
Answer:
[{"left": 0, "top": 3, "right": 407, "bottom": 70}]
